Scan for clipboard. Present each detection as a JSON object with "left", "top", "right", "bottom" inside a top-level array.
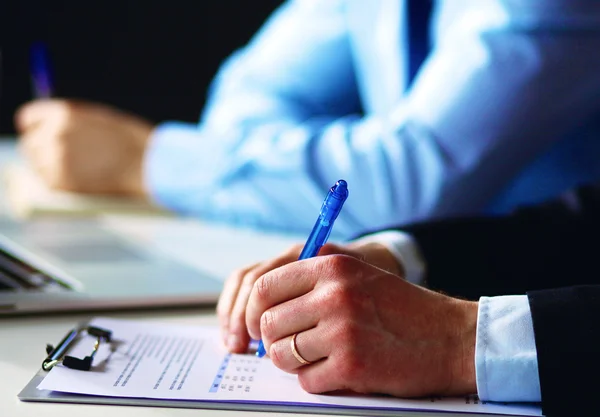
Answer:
[
  {"left": 20, "top": 376, "right": 467, "bottom": 417},
  {"left": 18, "top": 317, "right": 543, "bottom": 417}
]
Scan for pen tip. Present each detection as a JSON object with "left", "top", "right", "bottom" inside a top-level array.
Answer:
[{"left": 256, "top": 340, "right": 267, "bottom": 358}]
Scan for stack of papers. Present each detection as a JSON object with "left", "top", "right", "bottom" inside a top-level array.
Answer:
[
  {"left": 2, "top": 163, "right": 168, "bottom": 218},
  {"left": 33, "top": 317, "right": 543, "bottom": 416}
]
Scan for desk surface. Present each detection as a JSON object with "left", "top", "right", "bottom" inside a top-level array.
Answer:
[
  {"left": 0, "top": 138, "right": 315, "bottom": 417},
  {"left": 0, "top": 139, "right": 483, "bottom": 417}
]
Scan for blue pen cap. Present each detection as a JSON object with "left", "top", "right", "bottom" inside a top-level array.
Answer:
[{"left": 319, "top": 179, "right": 349, "bottom": 225}]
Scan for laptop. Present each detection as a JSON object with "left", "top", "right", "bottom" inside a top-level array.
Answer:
[{"left": 0, "top": 217, "right": 225, "bottom": 315}]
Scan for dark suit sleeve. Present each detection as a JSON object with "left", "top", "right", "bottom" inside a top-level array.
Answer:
[
  {"left": 356, "top": 186, "right": 600, "bottom": 414},
  {"left": 396, "top": 185, "right": 600, "bottom": 299},
  {"left": 527, "top": 285, "right": 600, "bottom": 417}
]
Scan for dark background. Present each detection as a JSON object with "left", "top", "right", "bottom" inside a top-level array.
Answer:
[{"left": 0, "top": 1, "right": 282, "bottom": 134}]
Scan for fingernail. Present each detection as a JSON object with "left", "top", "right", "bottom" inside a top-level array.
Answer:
[{"left": 227, "top": 334, "right": 241, "bottom": 351}]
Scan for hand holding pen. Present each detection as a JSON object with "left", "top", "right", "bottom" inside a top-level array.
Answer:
[
  {"left": 17, "top": 41, "right": 154, "bottom": 196},
  {"left": 256, "top": 179, "right": 348, "bottom": 357},
  {"left": 236, "top": 183, "right": 478, "bottom": 399},
  {"left": 242, "top": 233, "right": 478, "bottom": 398},
  {"left": 216, "top": 180, "right": 350, "bottom": 354}
]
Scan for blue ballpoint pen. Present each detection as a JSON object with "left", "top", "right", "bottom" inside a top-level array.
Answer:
[
  {"left": 256, "top": 179, "right": 349, "bottom": 358},
  {"left": 30, "top": 41, "right": 54, "bottom": 99}
]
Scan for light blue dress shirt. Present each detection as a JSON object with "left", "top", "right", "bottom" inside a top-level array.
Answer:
[
  {"left": 476, "top": 295, "right": 540, "bottom": 403},
  {"left": 145, "top": 0, "right": 600, "bottom": 238}
]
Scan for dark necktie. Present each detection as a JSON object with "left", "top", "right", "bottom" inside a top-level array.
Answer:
[{"left": 407, "top": 0, "right": 432, "bottom": 88}]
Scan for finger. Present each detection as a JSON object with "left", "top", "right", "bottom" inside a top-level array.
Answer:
[
  {"left": 268, "top": 326, "right": 330, "bottom": 373},
  {"left": 216, "top": 263, "right": 259, "bottom": 345},
  {"left": 14, "top": 99, "right": 67, "bottom": 132},
  {"left": 259, "top": 292, "right": 320, "bottom": 354},
  {"left": 297, "top": 356, "right": 352, "bottom": 394},
  {"left": 227, "top": 253, "right": 298, "bottom": 352},
  {"left": 246, "top": 258, "right": 323, "bottom": 339}
]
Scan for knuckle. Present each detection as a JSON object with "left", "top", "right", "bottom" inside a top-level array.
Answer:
[
  {"left": 260, "top": 310, "right": 277, "bottom": 340},
  {"left": 324, "top": 254, "right": 355, "bottom": 276},
  {"left": 254, "top": 274, "right": 273, "bottom": 303},
  {"left": 318, "top": 243, "right": 340, "bottom": 256},
  {"left": 269, "top": 341, "right": 287, "bottom": 369}
]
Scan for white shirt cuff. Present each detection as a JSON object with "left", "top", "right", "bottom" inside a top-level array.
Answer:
[
  {"left": 351, "top": 231, "right": 427, "bottom": 286},
  {"left": 476, "top": 295, "right": 541, "bottom": 402}
]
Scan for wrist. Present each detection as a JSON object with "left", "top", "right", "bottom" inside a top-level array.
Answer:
[{"left": 448, "top": 299, "right": 478, "bottom": 395}]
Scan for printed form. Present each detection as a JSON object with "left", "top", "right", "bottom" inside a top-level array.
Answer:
[{"left": 38, "top": 317, "right": 542, "bottom": 416}]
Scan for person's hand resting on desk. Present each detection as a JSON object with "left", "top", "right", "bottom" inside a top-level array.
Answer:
[{"left": 15, "top": 99, "right": 154, "bottom": 195}]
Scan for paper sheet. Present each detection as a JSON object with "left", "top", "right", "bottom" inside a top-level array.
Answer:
[
  {"left": 38, "top": 317, "right": 542, "bottom": 416},
  {"left": 2, "top": 163, "right": 168, "bottom": 218}
]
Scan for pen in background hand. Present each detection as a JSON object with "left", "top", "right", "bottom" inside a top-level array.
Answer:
[
  {"left": 256, "top": 179, "right": 349, "bottom": 358},
  {"left": 30, "top": 41, "right": 54, "bottom": 99}
]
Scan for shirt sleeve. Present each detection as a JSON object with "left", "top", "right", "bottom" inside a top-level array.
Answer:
[
  {"left": 145, "top": 0, "right": 600, "bottom": 238},
  {"left": 476, "top": 295, "right": 541, "bottom": 403}
]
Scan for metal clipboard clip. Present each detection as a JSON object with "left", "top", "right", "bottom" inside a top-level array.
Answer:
[{"left": 42, "top": 325, "right": 112, "bottom": 371}]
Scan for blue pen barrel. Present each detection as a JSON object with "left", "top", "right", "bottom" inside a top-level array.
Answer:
[
  {"left": 30, "top": 41, "right": 54, "bottom": 99},
  {"left": 299, "top": 218, "right": 334, "bottom": 260}
]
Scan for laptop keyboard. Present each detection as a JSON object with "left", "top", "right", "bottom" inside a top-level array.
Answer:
[{"left": 0, "top": 246, "right": 70, "bottom": 292}]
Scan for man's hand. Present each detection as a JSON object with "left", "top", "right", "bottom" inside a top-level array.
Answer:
[
  {"left": 217, "top": 241, "right": 404, "bottom": 353},
  {"left": 246, "top": 254, "right": 478, "bottom": 398},
  {"left": 15, "top": 99, "right": 154, "bottom": 196}
]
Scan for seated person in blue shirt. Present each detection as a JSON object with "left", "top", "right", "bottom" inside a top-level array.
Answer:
[
  {"left": 15, "top": 1, "right": 600, "bottom": 238},
  {"left": 217, "top": 183, "right": 600, "bottom": 417}
]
